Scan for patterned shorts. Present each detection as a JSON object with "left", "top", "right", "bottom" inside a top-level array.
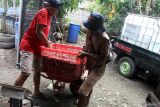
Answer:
[{"left": 20, "top": 51, "right": 41, "bottom": 75}]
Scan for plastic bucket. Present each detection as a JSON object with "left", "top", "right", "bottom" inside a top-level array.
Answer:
[{"left": 68, "top": 24, "right": 80, "bottom": 43}]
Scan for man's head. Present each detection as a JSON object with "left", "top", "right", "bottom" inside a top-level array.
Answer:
[
  {"left": 83, "top": 12, "right": 106, "bottom": 33},
  {"left": 46, "top": 0, "right": 61, "bottom": 16}
]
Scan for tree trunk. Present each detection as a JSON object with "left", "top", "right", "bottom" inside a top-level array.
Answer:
[
  {"left": 13, "top": 0, "right": 16, "bottom": 15},
  {"left": 59, "top": 18, "right": 67, "bottom": 41},
  {"left": 136, "top": 0, "right": 142, "bottom": 14},
  {"left": 2, "top": 0, "right": 7, "bottom": 33},
  {"left": 128, "top": 0, "right": 136, "bottom": 13},
  {"left": 145, "top": 0, "right": 152, "bottom": 15},
  {"left": 151, "top": 0, "right": 156, "bottom": 7}
]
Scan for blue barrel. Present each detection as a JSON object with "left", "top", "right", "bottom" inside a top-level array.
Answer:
[{"left": 68, "top": 24, "right": 81, "bottom": 43}]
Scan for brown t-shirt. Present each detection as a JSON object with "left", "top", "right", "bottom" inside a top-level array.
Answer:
[{"left": 85, "top": 32, "right": 110, "bottom": 73}]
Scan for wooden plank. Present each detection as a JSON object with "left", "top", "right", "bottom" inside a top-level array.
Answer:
[{"left": 0, "top": 84, "right": 25, "bottom": 100}]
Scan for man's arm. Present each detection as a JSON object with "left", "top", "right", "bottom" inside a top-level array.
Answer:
[
  {"left": 85, "top": 52, "right": 99, "bottom": 60},
  {"left": 87, "top": 39, "right": 109, "bottom": 61},
  {"left": 80, "top": 40, "right": 109, "bottom": 62},
  {"left": 78, "top": 50, "right": 100, "bottom": 59},
  {"left": 36, "top": 24, "right": 50, "bottom": 47}
]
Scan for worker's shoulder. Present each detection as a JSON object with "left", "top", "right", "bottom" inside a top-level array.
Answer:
[
  {"left": 103, "top": 32, "right": 109, "bottom": 39},
  {"left": 102, "top": 32, "right": 110, "bottom": 42},
  {"left": 37, "top": 8, "right": 48, "bottom": 16}
]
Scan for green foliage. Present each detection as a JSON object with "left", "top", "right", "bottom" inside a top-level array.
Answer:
[
  {"left": 105, "top": 14, "right": 123, "bottom": 36},
  {"left": 97, "top": 0, "right": 160, "bottom": 36},
  {"left": 58, "top": 0, "right": 83, "bottom": 19},
  {"left": 149, "top": 0, "right": 160, "bottom": 17},
  {"left": 27, "top": 0, "right": 39, "bottom": 10},
  {"left": 8, "top": 0, "right": 20, "bottom": 7},
  {"left": 98, "top": 0, "right": 131, "bottom": 36}
]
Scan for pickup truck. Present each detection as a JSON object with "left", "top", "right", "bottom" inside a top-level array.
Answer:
[
  {"left": 111, "top": 36, "right": 160, "bottom": 79},
  {"left": 111, "top": 14, "right": 160, "bottom": 80}
]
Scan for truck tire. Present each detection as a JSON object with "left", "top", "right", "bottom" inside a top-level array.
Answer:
[{"left": 118, "top": 57, "right": 136, "bottom": 78}]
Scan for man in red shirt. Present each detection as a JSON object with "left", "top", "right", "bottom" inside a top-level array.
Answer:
[{"left": 14, "top": 0, "right": 61, "bottom": 99}]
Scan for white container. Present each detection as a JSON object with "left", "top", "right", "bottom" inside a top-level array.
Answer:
[
  {"left": 135, "top": 41, "right": 141, "bottom": 47},
  {"left": 142, "top": 17, "right": 150, "bottom": 27},
  {"left": 122, "top": 23, "right": 141, "bottom": 41},
  {"left": 148, "top": 42, "right": 155, "bottom": 51},
  {"left": 142, "top": 36, "right": 152, "bottom": 44},
  {"left": 144, "top": 28, "right": 154, "bottom": 37},
  {"left": 141, "top": 43, "right": 150, "bottom": 49},
  {"left": 121, "top": 14, "right": 160, "bottom": 54},
  {"left": 137, "top": 34, "right": 144, "bottom": 42},
  {"left": 121, "top": 36, "right": 128, "bottom": 41},
  {"left": 148, "top": 18, "right": 156, "bottom": 29},
  {"left": 152, "top": 43, "right": 160, "bottom": 54},
  {"left": 139, "top": 27, "right": 146, "bottom": 35},
  {"left": 128, "top": 39, "right": 136, "bottom": 44},
  {"left": 151, "top": 31, "right": 158, "bottom": 42},
  {"left": 156, "top": 33, "right": 160, "bottom": 43},
  {"left": 133, "top": 15, "right": 143, "bottom": 26}
]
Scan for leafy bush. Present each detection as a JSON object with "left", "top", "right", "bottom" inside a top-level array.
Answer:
[
  {"left": 104, "top": 14, "right": 124, "bottom": 36},
  {"left": 102, "top": 0, "right": 132, "bottom": 36},
  {"left": 58, "top": 0, "right": 83, "bottom": 19}
]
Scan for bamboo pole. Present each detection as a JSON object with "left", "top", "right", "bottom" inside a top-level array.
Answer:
[{"left": 16, "top": 0, "right": 23, "bottom": 67}]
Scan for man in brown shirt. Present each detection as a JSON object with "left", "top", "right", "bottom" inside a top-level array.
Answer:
[{"left": 77, "top": 13, "right": 110, "bottom": 107}]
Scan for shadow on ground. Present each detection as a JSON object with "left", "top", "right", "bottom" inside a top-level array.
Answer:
[{"left": 26, "top": 85, "right": 78, "bottom": 107}]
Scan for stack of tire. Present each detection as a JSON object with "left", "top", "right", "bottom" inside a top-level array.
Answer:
[{"left": 0, "top": 33, "right": 15, "bottom": 49}]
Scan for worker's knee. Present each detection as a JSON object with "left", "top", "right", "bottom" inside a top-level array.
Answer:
[{"left": 21, "top": 72, "right": 30, "bottom": 78}]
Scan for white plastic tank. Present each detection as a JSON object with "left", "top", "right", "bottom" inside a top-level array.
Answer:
[{"left": 121, "top": 14, "right": 160, "bottom": 54}]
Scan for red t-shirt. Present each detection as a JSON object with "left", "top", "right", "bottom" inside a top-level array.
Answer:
[{"left": 20, "top": 8, "right": 51, "bottom": 55}]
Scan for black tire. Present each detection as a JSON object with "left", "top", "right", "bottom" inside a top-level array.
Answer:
[
  {"left": 0, "top": 35, "right": 15, "bottom": 43},
  {"left": 0, "top": 42, "right": 15, "bottom": 49},
  {"left": 118, "top": 57, "right": 136, "bottom": 78}
]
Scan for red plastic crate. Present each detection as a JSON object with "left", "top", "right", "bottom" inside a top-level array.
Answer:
[
  {"left": 41, "top": 43, "right": 83, "bottom": 64},
  {"left": 42, "top": 57, "right": 84, "bottom": 82},
  {"left": 51, "top": 43, "right": 82, "bottom": 52},
  {"left": 41, "top": 43, "right": 85, "bottom": 82}
]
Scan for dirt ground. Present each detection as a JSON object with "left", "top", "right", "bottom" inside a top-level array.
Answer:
[{"left": 0, "top": 48, "right": 154, "bottom": 107}]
